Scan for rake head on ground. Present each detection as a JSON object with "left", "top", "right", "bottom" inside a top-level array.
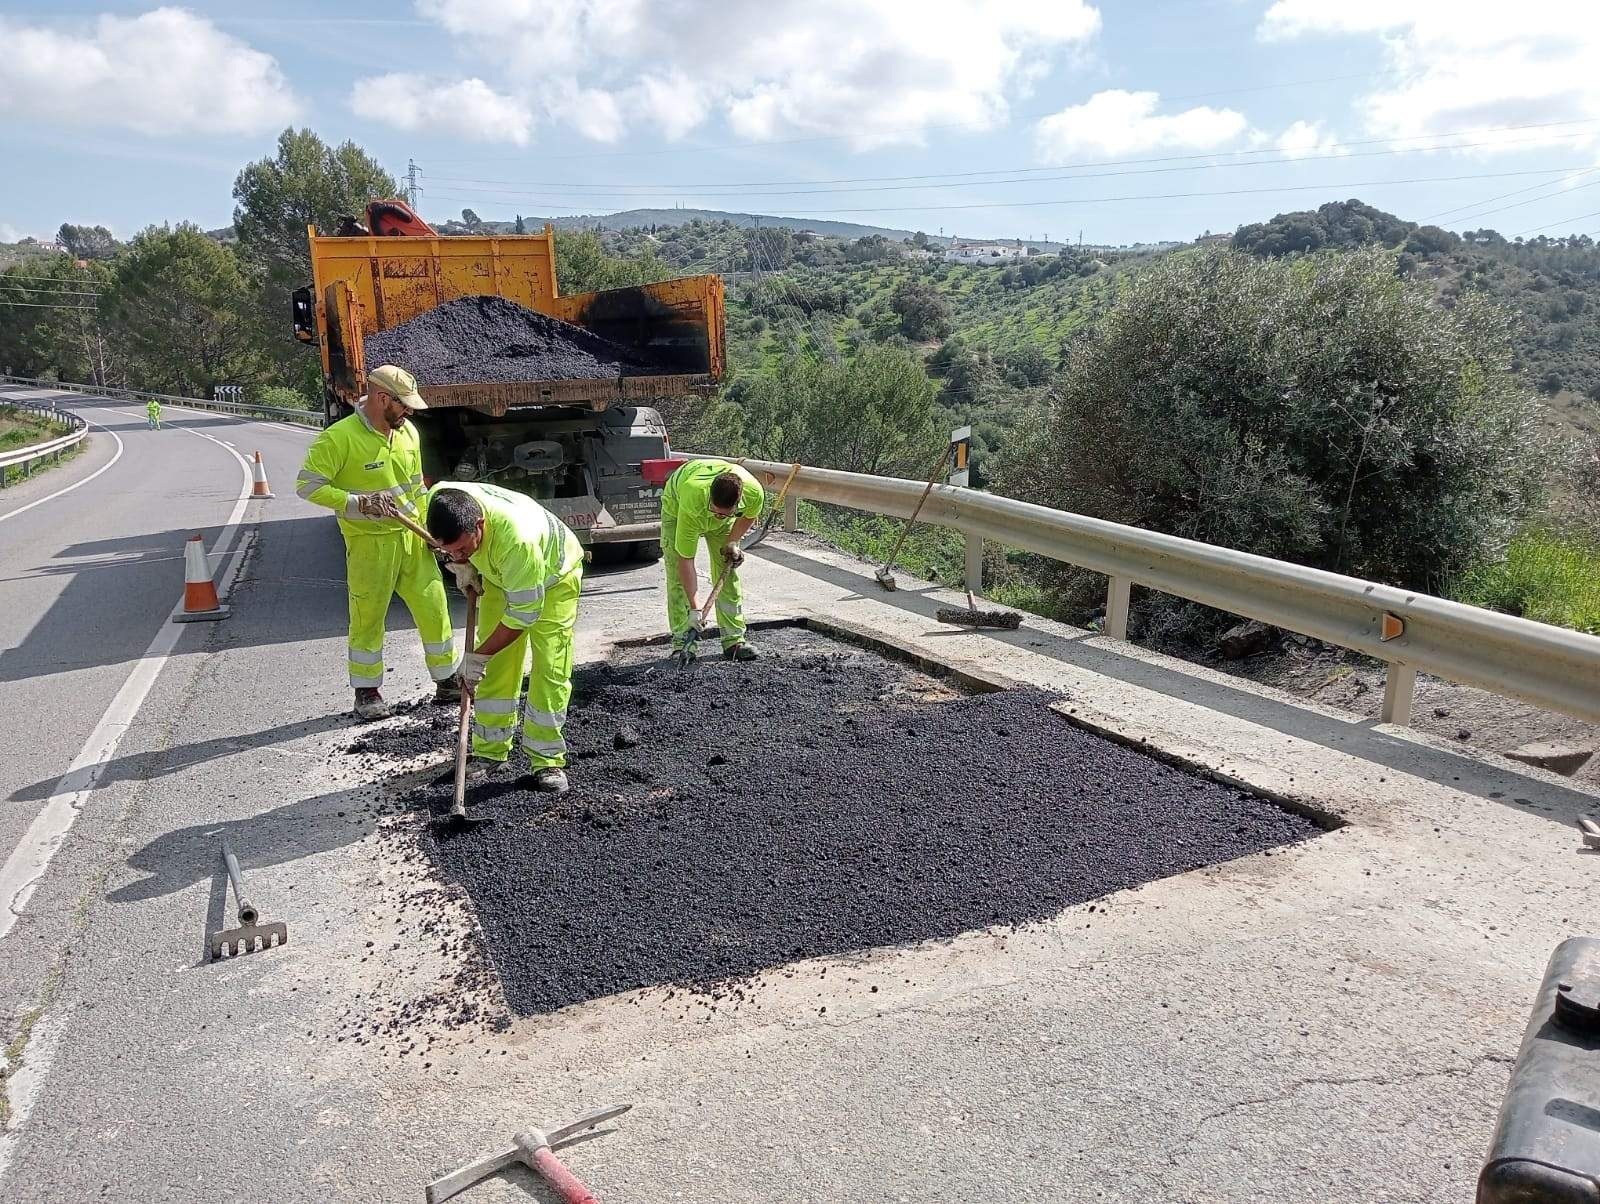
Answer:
[
  {"left": 935, "top": 605, "right": 1022, "bottom": 630},
  {"left": 209, "top": 918, "right": 288, "bottom": 960}
]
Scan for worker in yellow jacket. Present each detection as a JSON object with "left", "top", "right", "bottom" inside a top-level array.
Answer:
[
  {"left": 661, "top": 459, "right": 764, "bottom": 661},
  {"left": 145, "top": 398, "right": 162, "bottom": 430},
  {"left": 426, "top": 481, "right": 584, "bottom": 794},
  {"left": 295, "top": 364, "right": 456, "bottom": 721}
]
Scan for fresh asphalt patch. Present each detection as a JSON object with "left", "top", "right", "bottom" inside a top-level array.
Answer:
[{"left": 382, "top": 628, "right": 1321, "bottom": 1015}]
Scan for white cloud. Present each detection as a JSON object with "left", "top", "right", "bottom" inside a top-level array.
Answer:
[
  {"left": 0, "top": 223, "right": 28, "bottom": 243},
  {"left": 0, "top": 8, "right": 299, "bottom": 137},
  {"left": 407, "top": 0, "right": 1101, "bottom": 146},
  {"left": 351, "top": 75, "right": 533, "bottom": 145},
  {"left": 1259, "top": 0, "right": 1600, "bottom": 151},
  {"left": 1265, "top": 119, "right": 1343, "bottom": 159},
  {"left": 1034, "top": 90, "right": 1249, "bottom": 159}
]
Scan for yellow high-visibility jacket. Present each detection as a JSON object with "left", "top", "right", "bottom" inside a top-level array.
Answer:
[
  {"left": 427, "top": 481, "right": 583, "bottom": 629},
  {"left": 661, "top": 460, "right": 763, "bottom": 559},
  {"left": 296, "top": 411, "right": 427, "bottom": 538}
]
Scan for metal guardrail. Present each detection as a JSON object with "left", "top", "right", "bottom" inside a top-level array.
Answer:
[
  {"left": 717, "top": 454, "right": 1600, "bottom": 728},
  {"left": 0, "top": 375, "right": 325, "bottom": 428},
  {"left": 0, "top": 398, "right": 87, "bottom": 485}
]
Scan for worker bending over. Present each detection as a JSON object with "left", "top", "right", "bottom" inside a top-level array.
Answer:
[
  {"left": 661, "top": 459, "right": 764, "bottom": 661},
  {"left": 295, "top": 364, "right": 456, "bottom": 720},
  {"left": 427, "top": 482, "right": 584, "bottom": 795},
  {"left": 146, "top": 398, "right": 162, "bottom": 430}
]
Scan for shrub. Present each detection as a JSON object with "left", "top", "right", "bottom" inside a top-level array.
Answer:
[{"left": 996, "top": 246, "right": 1550, "bottom": 642}]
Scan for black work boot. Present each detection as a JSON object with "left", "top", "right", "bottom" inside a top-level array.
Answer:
[
  {"left": 520, "top": 767, "right": 569, "bottom": 795},
  {"left": 433, "top": 678, "right": 462, "bottom": 705},
  {"left": 723, "top": 641, "right": 758, "bottom": 661}
]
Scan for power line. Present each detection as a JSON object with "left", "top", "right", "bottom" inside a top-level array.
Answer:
[
  {"left": 422, "top": 68, "right": 1399, "bottom": 165},
  {"left": 0, "top": 283, "right": 105, "bottom": 298},
  {"left": 1438, "top": 175, "right": 1600, "bottom": 227},
  {"left": 422, "top": 119, "right": 1600, "bottom": 194},
  {"left": 1422, "top": 167, "right": 1600, "bottom": 222},
  {"left": 0, "top": 300, "right": 98, "bottom": 311},
  {"left": 1513, "top": 208, "right": 1600, "bottom": 237},
  {"left": 430, "top": 165, "right": 1585, "bottom": 220},
  {"left": 1, "top": 273, "right": 107, "bottom": 288}
]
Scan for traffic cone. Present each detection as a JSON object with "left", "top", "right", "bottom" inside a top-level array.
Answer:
[
  {"left": 250, "top": 451, "right": 274, "bottom": 499},
  {"left": 174, "top": 534, "right": 230, "bottom": 623}
]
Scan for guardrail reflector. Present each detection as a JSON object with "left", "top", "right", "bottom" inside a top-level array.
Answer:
[{"left": 1380, "top": 613, "right": 1405, "bottom": 641}]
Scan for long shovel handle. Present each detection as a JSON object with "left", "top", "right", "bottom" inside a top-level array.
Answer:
[
  {"left": 879, "top": 443, "right": 953, "bottom": 576},
  {"left": 453, "top": 591, "right": 478, "bottom": 815},
  {"left": 392, "top": 509, "right": 446, "bottom": 552}
]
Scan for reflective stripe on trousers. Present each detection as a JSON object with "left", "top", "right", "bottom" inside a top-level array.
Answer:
[
  {"left": 344, "top": 529, "right": 454, "bottom": 690},
  {"left": 468, "top": 567, "right": 582, "bottom": 768}
]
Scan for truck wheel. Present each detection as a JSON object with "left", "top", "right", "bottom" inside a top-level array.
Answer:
[{"left": 631, "top": 542, "right": 663, "bottom": 563}]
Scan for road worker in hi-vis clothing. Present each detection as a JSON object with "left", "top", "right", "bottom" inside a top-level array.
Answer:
[
  {"left": 295, "top": 364, "right": 456, "bottom": 720},
  {"left": 661, "top": 459, "right": 764, "bottom": 661}
]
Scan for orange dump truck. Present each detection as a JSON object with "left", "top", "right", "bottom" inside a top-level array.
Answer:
[{"left": 292, "top": 199, "right": 725, "bottom": 555}]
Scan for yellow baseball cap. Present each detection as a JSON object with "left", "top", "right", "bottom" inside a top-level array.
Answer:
[{"left": 366, "top": 363, "right": 428, "bottom": 410}]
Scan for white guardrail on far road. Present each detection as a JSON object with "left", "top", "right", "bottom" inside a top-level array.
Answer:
[
  {"left": 0, "top": 375, "right": 325, "bottom": 428},
  {"left": 715, "top": 454, "right": 1600, "bottom": 729},
  {"left": 0, "top": 396, "right": 89, "bottom": 486}
]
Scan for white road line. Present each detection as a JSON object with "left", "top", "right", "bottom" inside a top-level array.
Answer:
[
  {"left": 0, "top": 414, "right": 254, "bottom": 944},
  {"left": 0, "top": 417, "right": 125, "bottom": 526},
  {"left": 0, "top": 1008, "right": 67, "bottom": 1178}
]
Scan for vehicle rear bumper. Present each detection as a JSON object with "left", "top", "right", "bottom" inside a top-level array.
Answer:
[{"left": 581, "top": 520, "right": 661, "bottom": 545}]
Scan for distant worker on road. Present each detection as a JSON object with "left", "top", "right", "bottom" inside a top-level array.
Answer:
[
  {"left": 295, "top": 364, "right": 456, "bottom": 721},
  {"left": 426, "top": 482, "right": 584, "bottom": 795},
  {"left": 661, "top": 459, "right": 764, "bottom": 661},
  {"left": 145, "top": 398, "right": 161, "bottom": 430}
]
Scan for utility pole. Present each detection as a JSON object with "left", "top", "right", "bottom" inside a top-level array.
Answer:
[{"left": 406, "top": 158, "right": 420, "bottom": 208}]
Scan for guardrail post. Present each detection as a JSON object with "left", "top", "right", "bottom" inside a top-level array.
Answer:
[
  {"left": 964, "top": 530, "right": 983, "bottom": 592},
  {"left": 1381, "top": 664, "right": 1416, "bottom": 725},
  {"left": 783, "top": 493, "right": 798, "bottom": 532},
  {"left": 1105, "top": 575, "right": 1131, "bottom": 641}
]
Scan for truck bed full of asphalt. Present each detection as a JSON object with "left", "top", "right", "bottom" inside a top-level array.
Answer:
[
  {"left": 407, "top": 629, "right": 1321, "bottom": 1014},
  {"left": 363, "top": 295, "right": 676, "bottom": 385}
]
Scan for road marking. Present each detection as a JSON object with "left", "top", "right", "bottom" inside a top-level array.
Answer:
[
  {"left": 0, "top": 1009, "right": 67, "bottom": 1179},
  {"left": 0, "top": 416, "right": 125, "bottom": 526},
  {"left": 0, "top": 415, "right": 254, "bottom": 945}
]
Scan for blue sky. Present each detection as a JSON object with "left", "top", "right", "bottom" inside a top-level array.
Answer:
[{"left": 2, "top": 0, "right": 1597, "bottom": 246}]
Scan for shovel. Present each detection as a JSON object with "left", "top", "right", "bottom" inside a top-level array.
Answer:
[{"left": 438, "top": 590, "right": 492, "bottom": 833}]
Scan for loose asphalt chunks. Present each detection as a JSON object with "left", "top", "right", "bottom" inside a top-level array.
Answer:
[
  {"left": 407, "top": 628, "right": 1322, "bottom": 1015},
  {"left": 362, "top": 295, "right": 675, "bottom": 386}
]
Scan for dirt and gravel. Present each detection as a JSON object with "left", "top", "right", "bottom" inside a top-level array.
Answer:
[
  {"left": 392, "top": 628, "right": 1320, "bottom": 1015},
  {"left": 363, "top": 295, "right": 674, "bottom": 385}
]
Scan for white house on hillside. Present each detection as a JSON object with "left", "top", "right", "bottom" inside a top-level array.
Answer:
[{"left": 943, "top": 242, "right": 1028, "bottom": 264}]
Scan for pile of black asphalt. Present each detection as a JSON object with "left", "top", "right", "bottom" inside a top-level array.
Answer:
[
  {"left": 363, "top": 295, "right": 674, "bottom": 385},
  {"left": 404, "top": 628, "right": 1321, "bottom": 1014}
]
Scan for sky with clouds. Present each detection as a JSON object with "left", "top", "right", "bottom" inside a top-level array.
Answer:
[{"left": 2, "top": 0, "right": 1598, "bottom": 246}]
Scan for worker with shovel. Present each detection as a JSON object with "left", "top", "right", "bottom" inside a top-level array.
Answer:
[
  {"left": 426, "top": 482, "right": 584, "bottom": 795},
  {"left": 662, "top": 460, "right": 764, "bottom": 662},
  {"left": 295, "top": 364, "right": 457, "bottom": 721}
]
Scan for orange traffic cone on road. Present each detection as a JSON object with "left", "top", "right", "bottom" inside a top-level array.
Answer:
[
  {"left": 174, "top": 533, "right": 230, "bottom": 623},
  {"left": 250, "top": 451, "right": 274, "bottom": 499}
]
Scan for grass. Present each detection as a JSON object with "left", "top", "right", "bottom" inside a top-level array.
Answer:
[
  {"left": 0, "top": 405, "right": 66, "bottom": 452},
  {"left": 1453, "top": 529, "right": 1600, "bottom": 634}
]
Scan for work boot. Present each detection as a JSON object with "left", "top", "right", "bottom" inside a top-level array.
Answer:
[
  {"left": 522, "top": 767, "right": 569, "bottom": 795},
  {"left": 723, "top": 641, "right": 758, "bottom": 662},
  {"left": 432, "top": 678, "right": 462, "bottom": 705},
  {"left": 353, "top": 688, "right": 391, "bottom": 721},
  {"left": 431, "top": 756, "right": 498, "bottom": 786}
]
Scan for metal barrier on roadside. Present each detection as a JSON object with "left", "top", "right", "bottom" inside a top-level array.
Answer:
[
  {"left": 0, "top": 375, "right": 325, "bottom": 428},
  {"left": 0, "top": 396, "right": 88, "bottom": 487},
  {"left": 700, "top": 453, "right": 1600, "bottom": 729}
]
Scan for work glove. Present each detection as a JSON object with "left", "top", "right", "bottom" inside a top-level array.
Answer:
[
  {"left": 721, "top": 544, "right": 745, "bottom": 568},
  {"left": 458, "top": 651, "right": 491, "bottom": 690},
  {"left": 446, "top": 562, "right": 483, "bottom": 597},
  {"left": 355, "top": 491, "right": 399, "bottom": 518}
]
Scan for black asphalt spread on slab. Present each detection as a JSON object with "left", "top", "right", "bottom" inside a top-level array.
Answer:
[
  {"left": 363, "top": 295, "right": 674, "bottom": 385},
  {"left": 400, "top": 629, "right": 1321, "bottom": 1015}
]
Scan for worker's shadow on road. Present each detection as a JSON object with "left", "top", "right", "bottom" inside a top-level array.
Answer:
[
  {"left": 106, "top": 784, "right": 384, "bottom": 960},
  {"left": 6, "top": 712, "right": 354, "bottom": 803}
]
